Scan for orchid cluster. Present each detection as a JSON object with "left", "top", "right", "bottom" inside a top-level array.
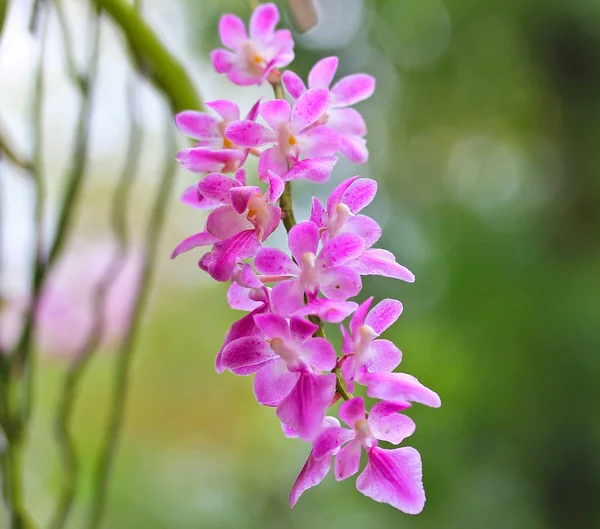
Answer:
[{"left": 172, "top": 3, "right": 440, "bottom": 514}]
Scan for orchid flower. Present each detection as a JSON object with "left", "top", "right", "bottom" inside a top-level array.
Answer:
[
  {"left": 211, "top": 3, "right": 294, "bottom": 86},
  {"left": 282, "top": 56, "right": 375, "bottom": 163},
  {"left": 225, "top": 89, "right": 339, "bottom": 182},
  {"left": 254, "top": 221, "right": 363, "bottom": 316},
  {"left": 176, "top": 99, "right": 260, "bottom": 175}
]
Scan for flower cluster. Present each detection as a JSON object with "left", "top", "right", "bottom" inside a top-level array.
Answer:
[{"left": 173, "top": 3, "right": 440, "bottom": 514}]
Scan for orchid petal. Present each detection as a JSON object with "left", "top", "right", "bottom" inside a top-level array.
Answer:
[
  {"left": 331, "top": 74, "right": 376, "bottom": 106},
  {"left": 342, "top": 178, "right": 377, "bottom": 213},
  {"left": 207, "top": 206, "right": 253, "bottom": 240},
  {"left": 171, "top": 231, "right": 218, "bottom": 259},
  {"left": 348, "top": 248, "right": 415, "bottom": 282},
  {"left": 255, "top": 247, "right": 298, "bottom": 276},
  {"left": 219, "top": 336, "right": 273, "bottom": 372},
  {"left": 271, "top": 279, "right": 306, "bottom": 316},
  {"left": 366, "top": 298, "right": 403, "bottom": 335},
  {"left": 339, "top": 396, "right": 366, "bottom": 427},
  {"left": 282, "top": 70, "right": 307, "bottom": 100},
  {"left": 205, "top": 100, "right": 240, "bottom": 122},
  {"left": 260, "top": 99, "right": 291, "bottom": 131},
  {"left": 290, "top": 450, "right": 332, "bottom": 507},
  {"left": 334, "top": 440, "right": 362, "bottom": 481},
  {"left": 298, "top": 125, "right": 340, "bottom": 159},
  {"left": 350, "top": 297, "right": 374, "bottom": 337},
  {"left": 319, "top": 266, "right": 362, "bottom": 301},
  {"left": 218, "top": 14, "right": 247, "bottom": 49},
  {"left": 368, "top": 339, "right": 402, "bottom": 373},
  {"left": 291, "top": 89, "right": 330, "bottom": 132},
  {"left": 175, "top": 111, "right": 219, "bottom": 141},
  {"left": 289, "top": 316, "right": 318, "bottom": 343},
  {"left": 312, "top": 426, "right": 353, "bottom": 459},
  {"left": 254, "top": 359, "right": 299, "bottom": 406},
  {"left": 250, "top": 2, "right": 279, "bottom": 42},
  {"left": 363, "top": 372, "right": 441, "bottom": 408},
  {"left": 225, "top": 120, "right": 276, "bottom": 147},
  {"left": 326, "top": 176, "right": 359, "bottom": 216},
  {"left": 288, "top": 221, "right": 320, "bottom": 263},
  {"left": 301, "top": 337, "right": 337, "bottom": 371},
  {"left": 254, "top": 313, "right": 291, "bottom": 341},
  {"left": 368, "top": 402, "right": 415, "bottom": 445},
  {"left": 356, "top": 447, "right": 425, "bottom": 514},
  {"left": 308, "top": 56, "right": 339, "bottom": 89},
  {"left": 284, "top": 156, "right": 337, "bottom": 183},
  {"left": 276, "top": 372, "right": 336, "bottom": 440},
  {"left": 318, "top": 233, "right": 364, "bottom": 269},
  {"left": 294, "top": 299, "right": 358, "bottom": 323},
  {"left": 198, "top": 172, "right": 237, "bottom": 204}
]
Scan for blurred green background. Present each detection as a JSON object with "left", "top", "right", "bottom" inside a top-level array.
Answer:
[{"left": 3, "top": 0, "right": 600, "bottom": 527}]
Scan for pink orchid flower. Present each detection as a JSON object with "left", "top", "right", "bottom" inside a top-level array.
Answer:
[
  {"left": 210, "top": 3, "right": 294, "bottom": 86},
  {"left": 175, "top": 99, "right": 260, "bottom": 175},
  {"left": 282, "top": 56, "right": 375, "bottom": 163},
  {"left": 254, "top": 221, "right": 364, "bottom": 316},
  {"left": 171, "top": 169, "right": 283, "bottom": 281},
  {"left": 310, "top": 175, "right": 381, "bottom": 247},
  {"left": 339, "top": 296, "right": 403, "bottom": 391},
  {"left": 225, "top": 89, "right": 339, "bottom": 182},
  {"left": 219, "top": 314, "right": 336, "bottom": 439},
  {"left": 292, "top": 397, "right": 425, "bottom": 513}
]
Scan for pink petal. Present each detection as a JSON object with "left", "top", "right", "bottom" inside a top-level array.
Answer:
[
  {"left": 326, "top": 176, "right": 360, "bottom": 215},
  {"left": 210, "top": 49, "right": 234, "bottom": 74},
  {"left": 227, "top": 282, "right": 262, "bottom": 311},
  {"left": 298, "top": 126, "right": 340, "bottom": 159},
  {"left": 181, "top": 184, "right": 219, "bottom": 210},
  {"left": 218, "top": 14, "right": 247, "bottom": 49},
  {"left": 271, "top": 279, "right": 305, "bottom": 316},
  {"left": 339, "top": 396, "right": 366, "bottom": 426},
  {"left": 205, "top": 100, "right": 240, "bottom": 122},
  {"left": 207, "top": 206, "right": 253, "bottom": 240},
  {"left": 198, "top": 172, "right": 237, "bottom": 204},
  {"left": 254, "top": 313, "right": 291, "bottom": 341},
  {"left": 259, "top": 99, "right": 291, "bottom": 131},
  {"left": 245, "top": 99, "right": 261, "bottom": 121},
  {"left": 175, "top": 148, "right": 243, "bottom": 174},
  {"left": 312, "top": 426, "right": 354, "bottom": 459},
  {"left": 331, "top": 73, "right": 376, "bottom": 107},
  {"left": 239, "top": 263, "right": 263, "bottom": 288},
  {"left": 308, "top": 56, "right": 339, "bottom": 89},
  {"left": 344, "top": 215, "right": 381, "bottom": 248},
  {"left": 290, "top": 450, "right": 333, "bottom": 507},
  {"left": 366, "top": 298, "right": 403, "bottom": 335},
  {"left": 262, "top": 204, "right": 282, "bottom": 240},
  {"left": 363, "top": 372, "right": 441, "bottom": 408},
  {"left": 230, "top": 186, "right": 261, "bottom": 214},
  {"left": 309, "top": 197, "right": 326, "bottom": 228},
  {"left": 291, "top": 89, "right": 330, "bottom": 132},
  {"left": 175, "top": 111, "right": 219, "bottom": 141},
  {"left": 254, "top": 247, "right": 298, "bottom": 276},
  {"left": 368, "top": 339, "right": 402, "bottom": 373},
  {"left": 289, "top": 316, "right": 318, "bottom": 343},
  {"left": 202, "top": 230, "right": 261, "bottom": 282},
  {"left": 284, "top": 156, "right": 337, "bottom": 183},
  {"left": 350, "top": 297, "right": 373, "bottom": 336},
  {"left": 225, "top": 120, "right": 276, "bottom": 147},
  {"left": 368, "top": 402, "right": 415, "bottom": 445},
  {"left": 225, "top": 65, "right": 262, "bottom": 86},
  {"left": 171, "top": 231, "right": 218, "bottom": 259},
  {"left": 250, "top": 2, "right": 279, "bottom": 43},
  {"left": 356, "top": 447, "right": 425, "bottom": 515},
  {"left": 258, "top": 146, "right": 288, "bottom": 181},
  {"left": 342, "top": 178, "right": 377, "bottom": 214},
  {"left": 334, "top": 440, "right": 362, "bottom": 481},
  {"left": 319, "top": 266, "right": 362, "bottom": 301},
  {"left": 301, "top": 337, "right": 337, "bottom": 371},
  {"left": 254, "top": 358, "right": 299, "bottom": 406},
  {"left": 338, "top": 134, "right": 369, "bottom": 164},
  {"left": 276, "top": 372, "right": 336, "bottom": 440},
  {"left": 294, "top": 299, "right": 358, "bottom": 323},
  {"left": 219, "top": 336, "right": 273, "bottom": 372},
  {"left": 282, "top": 70, "right": 307, "bottom": 100},
  {"left": 288, "top": 221, "right": 320, "bottom": 263},
  {"left": 347, "top": 248, "right": 415, "bottom": 282},
  {"left": 318, "top": 233, "right": 364, "bottom": 269},
  {"left": 267, "top": 171, "right": 285, "bottom": 202},
  {"left": 327, "top": 108, "right": 366, "bottom": 136}
]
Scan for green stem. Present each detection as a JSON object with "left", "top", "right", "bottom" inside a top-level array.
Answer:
[
  {"left": 87, "top": 117, "right": 177, "bottom": 529},
  {"left": 270, "top": 79, "right": 354, "bottom": 402},
  {"left": 95, "top": 0, "right": 202, "bottom": 112}
]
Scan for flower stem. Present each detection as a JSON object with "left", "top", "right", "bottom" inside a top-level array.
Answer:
[{"left": 270, "top": 79, "right": 353, "bottom": 402}]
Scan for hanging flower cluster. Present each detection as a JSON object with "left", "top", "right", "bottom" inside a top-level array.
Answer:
[{"left": 172, "top": 3, "right": 440, "bottom": 514}]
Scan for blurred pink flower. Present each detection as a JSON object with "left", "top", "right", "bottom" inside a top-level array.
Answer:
[{"left": 0, "top": 242, "right": 143, "bottom": 358}]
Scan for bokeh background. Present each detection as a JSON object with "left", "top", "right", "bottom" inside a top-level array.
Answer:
[{"left": 1, "top": 0, "right": 600, "bottom": 528}]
